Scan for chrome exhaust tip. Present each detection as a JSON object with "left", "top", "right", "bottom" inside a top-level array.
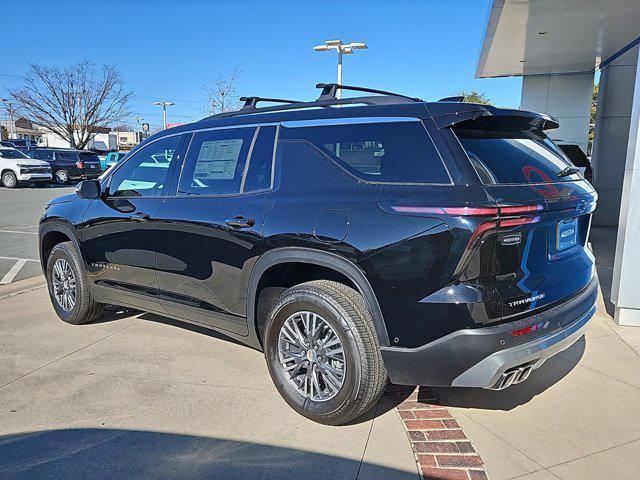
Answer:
[{"left": 490, "top": 364, "right": 534, "bottom": 390}]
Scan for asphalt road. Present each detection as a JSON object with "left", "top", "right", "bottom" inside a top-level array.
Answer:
[{"left": 0, "top": 184, "right": 75, "bottom": 284}]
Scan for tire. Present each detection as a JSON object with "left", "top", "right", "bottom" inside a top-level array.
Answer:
[
  {"left": 46, "top": 241, "right": 104, "bottom": 325},
  {"left": 54, "top": 169, "right": 69, "bottom": 184},
  {"left": 264, "top": 280, "right": 387, "bottom": 425},
  {"left": 2, "top": 171, "right": 17, "bottom": 188}
]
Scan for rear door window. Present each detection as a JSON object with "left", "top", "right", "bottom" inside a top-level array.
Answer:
[
  {"left": 179, "top": 127, "right": 255, "bottom": 196},
  {"left": 33, "top": 150, "right": 53, "bottom": 160},
  {"left": 281, "top": 120, "right": 451, "bottom": 184},
  {"left": 454, "top": 128, "right": 581, "bottom": 184}
]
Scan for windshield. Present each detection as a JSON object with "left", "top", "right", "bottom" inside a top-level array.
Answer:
[
  {"left": 0, "top": 148, "right": 29, "bottom": 159},
  {"left": 454, "top": 128, "right": 582, "bottom": 184}
]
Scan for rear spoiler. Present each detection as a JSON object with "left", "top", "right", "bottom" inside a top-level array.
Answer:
[{"left": 426, "top": 103, "right": 560, "bottom": 131}]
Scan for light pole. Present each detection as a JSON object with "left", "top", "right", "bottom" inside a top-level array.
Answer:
[
  {"left": 313, "top": 40, "right": 367, "bottom": 99},
  {"left": 134, "top": 117, "right": 144, "bottom": 143},
  {"left": 1, "top": 99, "right": 15, "bottom": 139},
  {"left": 153, "top": 101, "right": 175, "bottom": 130}
]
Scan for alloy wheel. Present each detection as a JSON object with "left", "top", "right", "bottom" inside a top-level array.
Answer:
[
  {"left": 278, "top": 311, "right": 346, "bottom": 402},
  {"left": 55, "top": 170, "right": 68, "bottom": 184},
  {"left": 52, "top": 258, "right": 76, "bottom": 312}
]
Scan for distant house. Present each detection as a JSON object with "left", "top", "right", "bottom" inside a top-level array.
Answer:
[{"left": 0, "top": 117, "right": 44, "bottom": 144}]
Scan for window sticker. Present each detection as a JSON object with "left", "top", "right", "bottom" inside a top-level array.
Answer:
[{"left": 194, "top": 139, "right": 243, "bottom": 180}]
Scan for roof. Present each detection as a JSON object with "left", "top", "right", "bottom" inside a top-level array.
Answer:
[
  {"left": 477, "top": 0, "right": 640, "bottom": 78},
  {"left": 143, "top": 86, "right": 559, "bottom": 146}
]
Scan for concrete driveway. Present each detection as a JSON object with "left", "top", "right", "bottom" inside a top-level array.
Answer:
[{"left": 0, "top": 287, "right": 418, "bottom": 480}]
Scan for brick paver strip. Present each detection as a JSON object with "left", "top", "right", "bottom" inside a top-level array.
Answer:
[{"left": 387, "top": 384, "right": 489, "bottom": 480}]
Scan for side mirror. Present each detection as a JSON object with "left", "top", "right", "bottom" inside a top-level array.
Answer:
[{"left": 76, "top": 179, "right": 102, "bottom": 199}]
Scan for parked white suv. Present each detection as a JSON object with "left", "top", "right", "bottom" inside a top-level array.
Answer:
[{"left": 0, "top": 146, "right": 52, "bottom": 188}]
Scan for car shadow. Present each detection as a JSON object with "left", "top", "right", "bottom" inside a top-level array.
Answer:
[
  {"left": 88, "top": 306, "right": 415, "bottom": 425},
  {"left": 0, "top": 428, "right": 418, "bottom": 480},
  {"left": 430, "top": 336, "right": 585, "bottom": 411}
]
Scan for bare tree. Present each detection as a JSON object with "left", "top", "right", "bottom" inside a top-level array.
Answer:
[
  {"left": 10, "top": 61, "right": 133, "bottom": 149},
  {"left": 204, "top": 67, "right": 241, "bottom": 114}
]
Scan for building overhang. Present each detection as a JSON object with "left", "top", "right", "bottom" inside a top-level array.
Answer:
[{"left": 477, "top": 0, "right": 640, "bottom": 78}]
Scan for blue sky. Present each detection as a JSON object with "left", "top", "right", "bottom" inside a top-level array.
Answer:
[{"left": 0, "top": 0, "right": 521, "bottom": 129}]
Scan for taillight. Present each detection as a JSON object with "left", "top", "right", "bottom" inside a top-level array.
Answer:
[
  {"left": 387, "top": 203, "right": 544, "bottom": 250},
  {"left": 390, "top": 204, "right": 543, "bottom": 216},
  {"left": 500, "top": 204, "right": 544, "bottom": 215},
  {"left": 76, "top": 160, "right": 84, "bottom": 169},
  {"left": 466, "top": 215, "right": 541, "bottom": 251},
  {"left": 391, "top": 206, "right": 500, "bottom": 216}
]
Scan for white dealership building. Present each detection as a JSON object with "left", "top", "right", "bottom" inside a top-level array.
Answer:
[{"left": 477, "top": 0, "right": 640, "bottom": 325}]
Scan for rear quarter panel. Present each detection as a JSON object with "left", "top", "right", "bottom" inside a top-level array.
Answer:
[{"left": 264, "top": 139, "right": 495, "bottom": 348}]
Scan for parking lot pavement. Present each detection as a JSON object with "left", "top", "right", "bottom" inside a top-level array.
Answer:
[
  {"left": 0, "top": 287, "right": 419, "bottom": 480},
  {"left": 0, "top": 185, "right": 75, "bottom": 284},
  {"left": 433, "top": 295, "right": 640, "bottom": 480}
]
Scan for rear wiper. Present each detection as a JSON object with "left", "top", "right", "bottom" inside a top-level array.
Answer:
[{"left": 557, "top": 166, "right": 580, "bottom": 178}]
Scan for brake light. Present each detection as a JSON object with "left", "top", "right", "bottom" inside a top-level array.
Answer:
[
  {"left": 391, "top": 206, "right": 499, "bottom": 215},
  {"left": 467, "top": 220, "right": 499, "bottom": 247},
  {"left": 500, "top": 204, "right": 544, "bottom": 215},
  {"left": 388, "top": 203, "right": 544, "bottom": 251},
  {"left": 76, "top": 160, "right": 84, "bottom": 169},
  {"left": 390, "top": 204, "right": 543, "bottom": 216}
]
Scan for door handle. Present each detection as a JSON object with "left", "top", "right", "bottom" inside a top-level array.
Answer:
[
  {"left": 129, "top": 212, "right": 150, "bottom": 222},
  {"left": 225, "top": 216, "right": 255, "bottom": 229}
]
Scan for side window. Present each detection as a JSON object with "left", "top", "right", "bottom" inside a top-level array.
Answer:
[
  {"left": 34, "top": 150, "right": 52, "bottom": 160},
  {"left": 179, "top": 127, "right": 255, "bottom": 196},
  {"left": 243, "top": 126, "right": 276, "bottom": 192},
  {"left": 281, "top": 120, "right": 451, "bottom": 184},
  {"left": 108, "top": 135, "right": 180, "bottom": 197}
]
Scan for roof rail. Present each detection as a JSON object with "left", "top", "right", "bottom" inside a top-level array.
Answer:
[
  {"left": 316, "top": 83, "right": 423, "bottom": 102},
  {"left": 239, "top": 96, "right": 302, "bottom": 110},
  {"left": 202, "top": 83, "right": 423, "bottom": 121},
  {"left": 438, "top": 95, "right": 465, "bottom": 102}
]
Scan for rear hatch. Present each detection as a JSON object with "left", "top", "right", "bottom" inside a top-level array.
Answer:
[
  {"left": 78, "top": 152, "right": 102, "bottom": 172},
  {"left": 453, "top": 122, "right": 597, "bottom": 323}
]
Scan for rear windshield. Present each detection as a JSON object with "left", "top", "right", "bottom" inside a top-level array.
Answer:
[
  {"left": 79, "top": 152, "right": 100, "bottom": 162},
  {"left": 282, "top": 120, "right": 451, "bottom": 184},
  {"left": 454, "top": 129, "right": 581, "bottom": 184}
]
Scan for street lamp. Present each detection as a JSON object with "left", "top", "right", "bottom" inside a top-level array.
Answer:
[
  {"left": 153, "top": 101, "right": 175, "bottom": 130},
  {"left": 313, "top": 40, "right": 368, "bottom": 99},
  {"left": 1, "top": 98, "right": 15, "bottom": 139},
  {"left": 134, "top": 117, "right": 144, "bottom": 143}
]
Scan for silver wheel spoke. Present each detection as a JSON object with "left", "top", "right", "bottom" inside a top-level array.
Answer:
[
  {"left": 51, "top": 258, "right": 76, "bottom": 312},
  {"left": 278, "top": 310, "right": 346, "bottom": 402}
]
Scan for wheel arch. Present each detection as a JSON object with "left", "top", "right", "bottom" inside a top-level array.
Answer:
[
  {"left": 39, "top": 221, "right": 81, "bottom": 273},
  {"left": 248, "top": 247, "right": 390, "bottom": 349}
]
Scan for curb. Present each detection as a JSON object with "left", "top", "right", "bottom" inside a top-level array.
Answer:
[
  {"left": 388, "top": 384, "right": 488, "bottom": 480},
  {"left": 0, "top": 275, "right": 46, "bottom": 300}
]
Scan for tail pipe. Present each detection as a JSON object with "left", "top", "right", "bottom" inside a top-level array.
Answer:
[{"left": 489, "top": 363, "right": 534, "bottom": 390}]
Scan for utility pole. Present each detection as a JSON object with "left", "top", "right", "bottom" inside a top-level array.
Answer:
[
  {"left": 153, "top": 101, "right": 175, "bottom": 130},
  {"left": 1, "top": 99, "right": 15, "bottom": 139},
  {"left": 313, "top": 40, "right": 368, "bottom": 99}
]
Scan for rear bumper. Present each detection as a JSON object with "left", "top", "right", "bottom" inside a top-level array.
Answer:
[
  {"left": 381, "top": 275, "right": 598, "bottom": 388},
  {"left": 75, "top": 172, "right": 101, "bottom": 180}
]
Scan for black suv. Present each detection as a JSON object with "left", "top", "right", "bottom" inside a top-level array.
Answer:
[
  {"left": 27, "top": 147, "right": 102, "bottom": 184},
  {"left": 38, "top": 84, "right": 598, "bottom": 425}
]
